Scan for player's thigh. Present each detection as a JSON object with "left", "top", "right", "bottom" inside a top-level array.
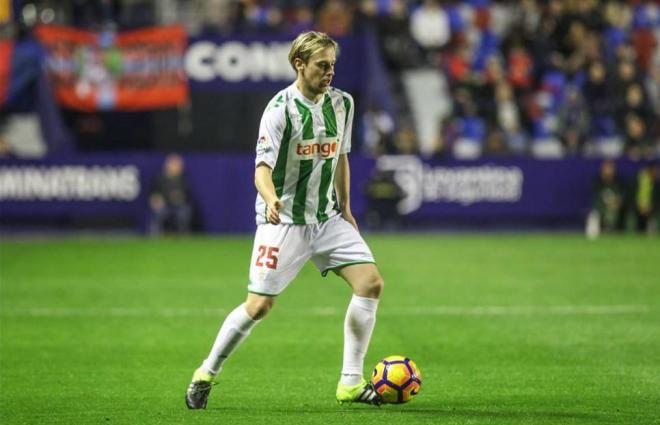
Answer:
[
  {"left": 310, "top": 215, "right": 376, "bottom": 277},
  {"left": 248, "top": 223, "right": 311, "bottom": 296}
]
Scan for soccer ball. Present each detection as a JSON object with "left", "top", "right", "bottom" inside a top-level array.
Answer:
[{"left": 371, "top": 355, "right": 422, "bottom": 404}]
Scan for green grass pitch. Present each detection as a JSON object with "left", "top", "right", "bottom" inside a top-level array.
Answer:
[{"left": 1, "top": 234, "right": 659, "bottom": 424}]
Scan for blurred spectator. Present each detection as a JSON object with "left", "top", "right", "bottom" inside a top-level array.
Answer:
[
  {"left": 364, "top": 169, "right": 404, "bottom": 231},
  {"left": 647, "top": 61, "right": 660, "bottom": 116},
  {"left": 557, "top": 85, "right": 589, "bottom": 154},
  {"left": 355, "top": 0, "right": 378, "bottom": 27},
  {"left": 630, "top": 3, "right": 658, "bottom": 73},
  {"left": 477, "top": 56, "right": 506, "bottom": 118},
  {"left": 444, "top": 42, "right": 475, "bottom": 86},
  {"left": 410, "top": 0, "right": 450, "bottom": 53},
  {"left": 431, "top": 115, "right": 458, "bottom": 158},
  {"left": 483, "top": 127, "right": 511, "bottom": 156},
  {"left": 586, "top": 159, "right": 627, "bottom": 238},
  {"left": 362, "top": 104, "right": 396, "bottom": 156},
  {"left": 316, "top": 0, "right": 353, "bottom": 37},
  {"left": 584, "top": 60, "right": 614, "bottom": 118},
  {"left": 492, "top": 82, "right": 526, "bottom": 153},
  {"left": 633, "top": 163, "right": 658, "bottom": 234},
  {"left": 623, "top": 113, "right": 653, "bottom": 160},
  {"left": 555, "top": 20, "right": 592, "bottom": 76},
  {"left": 603, "top": 1, "right": 632, "bottom": 63},
  {"left": 193, "top": 0, "right": 240, "bottom": 34},
  {"left": 570, "top": 0, "right": 605, "bottom": 33},
  {"left": 235, "top": 0, "right": 284, "bottom": 34},
  {"left": 507, "top": 43, "right": 534, "bottom": 95},
  {"left": 617, "top": 83, "right": 655, "bottom": 127},
  {"left": 510, "top": 0, "right": 542, "bottom": 42},
  {"left": 288, "top": 4, "right": 314, "bottom": 35},
  {"left": 372, "top": 0, "right": 424, "bottom": 70},
  {"left": 529, "top": 0, "right": 564, "bottom": 73},
  {"left": 393, "top": 124, "right": 418, "bottom": 155},
  {"left": 149, "top": 153, "right": 194, "bottom": 236},
  {"left": 614, "top": 59, "right": 640, "bottom": 102}
]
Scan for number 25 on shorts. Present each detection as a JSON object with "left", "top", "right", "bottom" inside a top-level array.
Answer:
[{"left": 255, "top": 246, "right": 279, "bottom": 269}]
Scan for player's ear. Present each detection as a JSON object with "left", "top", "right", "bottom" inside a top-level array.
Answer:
[{"left": 294, "top": 58, "right": 305, "bottom": 73}]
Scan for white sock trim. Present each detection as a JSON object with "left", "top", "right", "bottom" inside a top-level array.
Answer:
[
  {"left": 350, "top": 294, "right": 379, "bottom": 311},
  {"left": 340, "top": 373, "right": 363, "bottom": 386},
  {"left": 236, "top": 303, "right": 260, "bottom": 330}
]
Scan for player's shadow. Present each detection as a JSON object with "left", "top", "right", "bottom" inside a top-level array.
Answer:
[
  {"left": 397, "top": 408, "right": 602, "bottom": 421},
  {"left": 208, "top": 406, "right": 602, "bottom": 422}
]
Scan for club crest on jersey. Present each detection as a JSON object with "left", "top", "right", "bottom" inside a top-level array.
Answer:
[
  {"left": 294, "top": 137, "right": 338, "bottom": 160},
  {"left": 256, "top": 135, "right": 268, "bottom": 156}
]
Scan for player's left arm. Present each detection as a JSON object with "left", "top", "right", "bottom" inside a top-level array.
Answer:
[
  {"left": 335, "top": 92, "right": 357, "bottom": 229},
  {"left": 335, "top": 153, "right": 358, "bottom": 230}
]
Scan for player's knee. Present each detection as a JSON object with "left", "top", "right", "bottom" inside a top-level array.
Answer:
[
  {"left": 245, "top": 296, "right": 276, "bottom": 320},
  {"left": 372, "top": 275, "right": 385, "bottom": 297},
  {"left": 362, "top": 274, "right": 384, "bottom": 298}
]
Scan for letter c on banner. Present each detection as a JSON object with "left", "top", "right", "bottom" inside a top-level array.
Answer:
[{"left": 184, "top": 41, "right": 216, "bottom": 82}]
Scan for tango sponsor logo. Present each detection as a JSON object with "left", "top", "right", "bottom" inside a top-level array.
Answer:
[{"left": 294, "top": 138, "right": 338, "bottom": 159}]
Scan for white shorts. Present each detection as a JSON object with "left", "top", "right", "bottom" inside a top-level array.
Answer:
[{"left": 247, "top": 214, "right": 376, "bottom": 296}]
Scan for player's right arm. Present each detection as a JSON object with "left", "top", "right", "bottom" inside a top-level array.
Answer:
[
  {"left": 254, "top": 94, "right": 287, "bottom": 224},
  {"left": 255, "top": 164, "right": 282, "bottom": 224}
]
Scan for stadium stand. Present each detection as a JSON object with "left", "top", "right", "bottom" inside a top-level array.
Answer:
[
  {"left": 2, "top": 0, "right": 658, "bottom": 159},
  {"left": 0, "top": 0, "right": 658, "bottom": 235}
]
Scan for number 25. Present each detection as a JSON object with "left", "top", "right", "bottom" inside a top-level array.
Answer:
[{"left": 255, "top": 245, "right": 279, "bottom": 269}]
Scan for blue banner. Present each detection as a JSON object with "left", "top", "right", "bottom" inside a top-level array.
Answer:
[
  {"left": 0, "top": 155, "right": 255, "bottom": 234},
  {"left": 0, "top": 155, "right": 646, "bottom": 233},
  {"left": 374, "top": 156, "right": 598, "bottom": 218}
]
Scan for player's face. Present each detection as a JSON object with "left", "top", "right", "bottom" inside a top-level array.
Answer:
[{"left": 299, "top": 47, "right": 336, "bottom": 97}]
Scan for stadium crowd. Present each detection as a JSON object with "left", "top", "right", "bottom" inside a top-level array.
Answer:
[
  {"left": 166, "top": 0, "right": 660, "bottom": 160},
  {"left": 3, "top": 0, "right": 660, "bottom": 159},
  {"left": 356, "top": 0, "right": 660, "bottom": 159}
]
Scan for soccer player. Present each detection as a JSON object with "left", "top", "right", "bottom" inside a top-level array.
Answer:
[{"left": 185, "top": 31, "right": 385, "bottom": 409}]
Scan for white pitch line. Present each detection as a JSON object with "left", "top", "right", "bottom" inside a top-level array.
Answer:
[
  {"left": 383, "top": 305, "right": 652, "bottom": 316},
  {"left": 0, "top": 305, "right": 650, "bottom": 318}
]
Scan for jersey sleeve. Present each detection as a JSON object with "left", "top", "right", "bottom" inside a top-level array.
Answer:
[
  {"left": 255, "top": 103, "right": 286, "bottom": 169},
  {"left": 340, "top": 93, "right": 355, "bottom": 154}
]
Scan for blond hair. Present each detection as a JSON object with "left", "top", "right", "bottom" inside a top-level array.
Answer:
[{"left": 288, "top": 31, "right": 339, "bottom": 73}]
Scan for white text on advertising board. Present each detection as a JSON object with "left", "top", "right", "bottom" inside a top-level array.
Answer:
[
  {"left": 185, "top": 41, "right": 296, "bottom": 82},
  {"left": 0, "top": 166, "right": 140, "bottom": 201},
  {"left": 377, "top": 156, "right": 523, "bottom": 214}
]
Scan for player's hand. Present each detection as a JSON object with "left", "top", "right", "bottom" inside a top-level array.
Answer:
[
  {"left": 342, "top": 211, "right": 359, "bottom": 231},
  {"left": 267, "top": 199, "right": 283, "bottom": 224}
]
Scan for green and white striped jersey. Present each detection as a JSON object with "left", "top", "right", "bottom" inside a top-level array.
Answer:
[{"left": 255, "top": 83, "right": 354, "bottom": 225}]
